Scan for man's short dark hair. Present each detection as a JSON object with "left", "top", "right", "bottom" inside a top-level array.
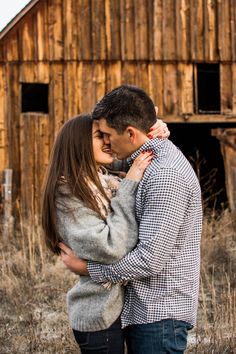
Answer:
[{"left": 92, "top": 85, "right": 156, "bottom": 134}]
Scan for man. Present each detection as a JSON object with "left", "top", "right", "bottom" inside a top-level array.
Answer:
[{"left": 60, "top": 85, "right": 202, "bottom": 353}]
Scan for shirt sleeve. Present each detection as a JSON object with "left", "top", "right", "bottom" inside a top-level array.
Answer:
[
  {"left": 57, "top": 178, "right": 139, "bottom": 264},
  {"left": 88, "top": 169, "right": 192, "bottom": 282}
]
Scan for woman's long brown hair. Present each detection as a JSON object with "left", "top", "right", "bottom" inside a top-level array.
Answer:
[{"left": 41, "top": 114, "right": 110, "bottom": 254}]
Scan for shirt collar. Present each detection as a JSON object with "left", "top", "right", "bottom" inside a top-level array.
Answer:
[{"left": 127, "top": 138, "right": 166, "bottom": 166}]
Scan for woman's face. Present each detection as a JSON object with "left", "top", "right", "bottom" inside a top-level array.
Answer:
[{"left": 92, "top": 121, "right": 114, "bottom": 167}]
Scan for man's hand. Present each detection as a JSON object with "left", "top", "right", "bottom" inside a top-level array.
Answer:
[{"left": 59, "top": 242, "right": 89, "bottom": 275}]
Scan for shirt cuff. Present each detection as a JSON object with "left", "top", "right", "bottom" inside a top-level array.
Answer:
[{"left": 87, "top": 261, "right": 107, "bottom": 283}]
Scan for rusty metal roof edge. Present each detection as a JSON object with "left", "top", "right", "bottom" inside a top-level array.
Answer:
[{"left": 0, "top": 0, "right": 41, "bottom": 40}]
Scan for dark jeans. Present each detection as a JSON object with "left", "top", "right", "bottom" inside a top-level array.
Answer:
[
  {"left": 72, "top": 317, "right": 124, "bottom": 354},
  {"left": 124, "top": 319, "right": 193, "bottom": 354}
]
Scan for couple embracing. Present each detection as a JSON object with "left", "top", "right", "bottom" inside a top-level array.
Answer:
[{"left": 42, "top": 85, "right": 202, "bottom": 354}]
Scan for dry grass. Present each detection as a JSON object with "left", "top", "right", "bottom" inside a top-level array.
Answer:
[
  {"left": 187, "top": 209, "right": 236, "bottom": 353},
  {"left": 0, "top": 209, "right": 236, "bottom": 353},
  {"left": 0, "top": 218, "right": 78, "bottom": 353}
]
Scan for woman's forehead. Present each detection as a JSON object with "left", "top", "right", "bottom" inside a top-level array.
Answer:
[{"left": 92, "top": 120, "right": 100, "bottom": 133}]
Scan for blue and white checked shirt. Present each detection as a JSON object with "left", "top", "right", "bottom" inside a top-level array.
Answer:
[{"left": 88, "top": 138, "right": 203, "bottom": 328}]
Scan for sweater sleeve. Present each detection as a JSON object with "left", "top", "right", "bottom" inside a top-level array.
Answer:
[{"left": 57, "top": 178, "right": 139, "bottom": 264}]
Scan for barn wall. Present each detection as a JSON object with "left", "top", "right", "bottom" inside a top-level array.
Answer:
[
  {"left": 0, "top": 0, "right": 236, "bottom": 216},
  {"left": 0, "top": 0, "right": 236, "bottom": 62}
]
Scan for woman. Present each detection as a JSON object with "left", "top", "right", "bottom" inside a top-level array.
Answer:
[{"left": 42, "top": 114, "right": 168, "bottom": 353}]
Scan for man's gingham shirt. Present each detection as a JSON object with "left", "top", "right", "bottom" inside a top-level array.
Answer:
[{"left": 88, "top": 138, "right": 203, "bottom": 328}]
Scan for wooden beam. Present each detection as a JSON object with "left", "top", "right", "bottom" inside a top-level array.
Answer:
[{"left": 161, "top": 114, "right": 236, "bottom": 123}]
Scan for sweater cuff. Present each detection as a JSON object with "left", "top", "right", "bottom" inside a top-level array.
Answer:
[
  {"left": 118, "top": 178, "right": 139, "bottom": 194},
  {"left": 88, "top": 261, "right": 107, "bottom": 283}
]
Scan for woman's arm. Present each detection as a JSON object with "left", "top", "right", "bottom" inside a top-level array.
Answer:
[{"left": 58, "top": 152, "right": 153, "bottom": 265}]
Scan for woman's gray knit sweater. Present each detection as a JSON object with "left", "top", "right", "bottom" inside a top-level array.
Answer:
[{"left": 56, "top": 178, "right": 139, "bottom": 332}]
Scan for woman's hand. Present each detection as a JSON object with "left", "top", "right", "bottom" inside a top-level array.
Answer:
[
  {"left": 147, "top": 117, "right": 170, "bottom": 140},
  {"left": 59, "top": 242, "right": 88, "bottom": 275},
  {"left": 126, "top": 151, "right": 153, "bottom": 182}
]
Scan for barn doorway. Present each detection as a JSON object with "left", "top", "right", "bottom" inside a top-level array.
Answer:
[{"left": 169, "top": 123, "right": 236, "bottom": 210}]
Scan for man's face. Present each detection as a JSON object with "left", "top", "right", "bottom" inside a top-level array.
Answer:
[{"left": 98, "top": 118, "right": 135, "bottom": 160}]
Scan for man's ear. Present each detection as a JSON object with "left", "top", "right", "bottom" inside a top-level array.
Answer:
[{"left": 126, "top": 127, "right": 136, "bottom": 141}]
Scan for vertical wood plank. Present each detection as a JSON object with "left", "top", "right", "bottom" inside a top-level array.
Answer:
[
  {"left": 20, "top": 114, "right": 35, "bottom": 219},
  {"left": 230, "top": 0, "right": 236, "bottom": 61},
  {"left": 120, "top": 0, "right": 135, "bottom": 60},
  {"left": 217, "top": 129, "right": 236, "bottom": 211},
  {"left": 217, "top": 0, "right": 231, "bottom": 61},
  {"left": 136, "top": 63, "right": 149, "bottom": 92},
  {"left": 105, "top": 0, "right": 121, "bottom": 59},
  {"left": 20, "top": 113, "right": 50, "bottom": 219},
  {"left": 6, "top": 64, "right": 20, "bottom": 199},
  {"left": 80, "top": 62, "right": 95, "bottom": 113},
  {"left": 93, "top": 63, "right": 106, "bottom": 103},
  {"left": 63, "top": 0, "right": 78, "bottom": 60},
  {"left": 163, "top": 64, "right": 178, "bottom": 115},
  {"left": 205, "top": 0, "right": 218, "bottom": 60},
  {"left": 106, "top": 62, "right": 122, "bottom": 91},
  {"left": 19, "top": 16, "right": 36, "bottom": 61},
  {"left": 190, "top": 0, "right": 204, "bottom": 60},
  {"left": 0, "top": 65, "right": 7, "bottom": 171},
  {"left": 162, "top": 0, "right": 176, "bottom": 60},
  {"left": 77, "top": 0, "right": 92, "bottom": 60},
  {"left": 91, "top": 0, "right": 106, "bottom": 60},
  {"left": 147, "top": 0, "right": 154, "bottom": 60},
  {"left": 48, "top": 0, "right": 64, "bottom": 60},
  {"left": 232, "top": 63, "right": 236, "bottom": 114},
  {"left": 153, "top": 0, "right": 163, "bottom": 60},
  {"left": 34, "top": 114, "right": 50, "bottom": 216},
  {"left": 177, "top": 63, "right": 193, "bottom": 114},
  {"left": 4, "top": 31, "right": 19, "bottom": 61},
  {"left": 148, "top": 63, "right": 164, "bottom": 115},
  {"left": 176, "top": 0, "right": 191, "bottom": 60},
  {"left": 50, "top": 63, "right": 64, "bottom": 136},
  {"left": 221, "top": 64, "right": 232, "bottom": 114},
  {"left": 122, "top": 62, "right": 136, "bottom": 85},
  {"left": 77, "top": 62, "right": 83, "bottom": 115},
  {"left": 20, "top": 63, "right": 37, "bottom": 82},
  {"left": 134, "top": 0, "right": 148, "bottom": 59},
  {"left": 64, "top": 62, "right": 79, "bottom": 118},
  {"left": 37, "top": 62, "right": 50, "bottom": 83},
  {"left": 2, "top": 169, "right": 14, "bottom": 238},
  {"left": 37, "top": 0, "right": 49, "bottom": 60}
]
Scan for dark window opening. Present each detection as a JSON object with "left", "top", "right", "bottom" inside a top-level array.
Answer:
[
  {"left": 196, "top": 64, "right": 220, "bottom": 114},
  {"left": 169, "top": 123, "right": 234, "bottom": 210},
  {"left": 21, "top": 83, "right": 49, "bottom": 113}
]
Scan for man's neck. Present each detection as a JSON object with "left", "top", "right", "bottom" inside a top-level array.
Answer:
[{"left": 134, "top": 134, "right": 149, "bottom": 151}]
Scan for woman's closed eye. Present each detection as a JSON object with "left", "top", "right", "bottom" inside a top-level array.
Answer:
[{"left": 94, "top": 131, "right": 104, "bottom": 139}]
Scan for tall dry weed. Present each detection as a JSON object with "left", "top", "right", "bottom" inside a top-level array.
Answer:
[{"left": 0, "top": 208, "right": 236, "bottom": 353}]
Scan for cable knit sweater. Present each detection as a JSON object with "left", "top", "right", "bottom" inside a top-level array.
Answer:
[{"left": 56, "top": 177, "right": 139, "bottom": 331}]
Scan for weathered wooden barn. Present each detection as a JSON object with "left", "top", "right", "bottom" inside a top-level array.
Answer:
[{"left": 0, "top": 0, "right": 236, "bottom": 224}]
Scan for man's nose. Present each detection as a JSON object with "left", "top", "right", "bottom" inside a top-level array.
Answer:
[{"left": 103, "top": 135, "right": 110, "bottom": 144}]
